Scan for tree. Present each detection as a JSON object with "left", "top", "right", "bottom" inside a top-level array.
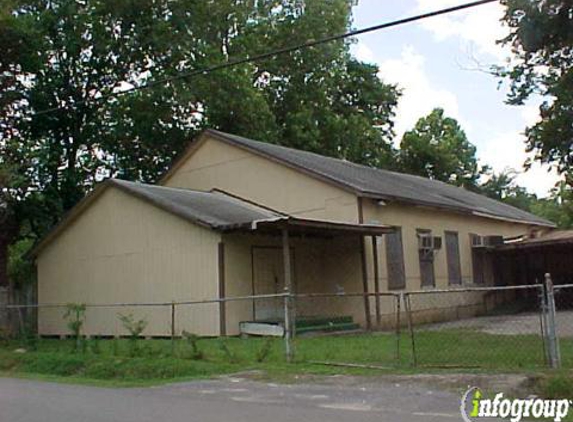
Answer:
[
  {"left": 500, "top": 0, "right": 573, "bottom": 175},
  {"left": 530, "top": 181, "right": 573, "bottom": 229},
  {"left": 480, "top": 169, "right": 538, "bottom": 211},
  {"left": 399, "top": 108, "right": 486, "bottom": 188},
  {"left": 0, "top": 0, "right": 399, "bottom": 285}
]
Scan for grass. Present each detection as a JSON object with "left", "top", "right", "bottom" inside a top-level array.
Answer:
[{"left": 0, "top": 330, "right": 571, "bottom": 386}]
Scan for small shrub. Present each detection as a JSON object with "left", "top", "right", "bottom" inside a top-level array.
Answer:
[
  {"left": 63, "top": 303, "right": 86, "bottom": 352},
  {"left": 255, "top": 338, "right": 274, "bottom": 363},
  {"left": 218, "top": 338, "right": 238, "bottom": 363},
  {"left": 181, "top": 331, "right": 204, "bottom": 360},
  {"left": 118, "top": 313, "right": 148, "bottom": 357}
]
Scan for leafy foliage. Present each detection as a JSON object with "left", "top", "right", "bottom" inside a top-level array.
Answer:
[
  {"left": 118, "top": 313, "right": 148, "bottom": 357},
  {"left": 63, "top": 303, "right": 86, "bottom": 351},
  {"left": 499, "top": 0, "right": 573, "bottom": 174},
  {"left": 480, "top": 170, "right": 573, "bottom": 228},
  {"left": 399, "top": 108, "right": 487, "bottom": 189},
  {"left": 0, "top": 0, "right": 400, "bottom": 286}
]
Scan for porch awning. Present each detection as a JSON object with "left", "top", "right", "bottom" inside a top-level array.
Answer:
[{"left": 223, "top": 216, "right": 394, "bottom": 236}]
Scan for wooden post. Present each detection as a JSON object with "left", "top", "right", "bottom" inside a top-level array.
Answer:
[
  {"left": 282, "top": 228, "right": 293, "bottom": 363},
  {"left": 371, "top": 236, "right": 381, "bottom": 328},
  {"left": 359, "top": 235, "right": 372, "bottom": 331},
  {"left": 396, "top": 293, "right": 402, "bottom": 363},
  {"left": 218, "top": 242, "right": 227, "bottom": 336}
]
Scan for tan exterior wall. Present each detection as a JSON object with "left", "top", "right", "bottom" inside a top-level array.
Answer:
[
  {"left": 163, "top": 136, "right": 359, "bottom": 222},
  {"left": 221, "top": 232, "right": 365, "bottom": 335},
  {"left": 37, "top": 187, "right": 221, "bottom": 337},
  {"left": 361, "top": 200, "right": 535, "bottom": 292}
]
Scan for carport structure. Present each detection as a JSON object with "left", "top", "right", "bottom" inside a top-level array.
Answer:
[{"left": 494, "top": 230, "right": 573, "bottom": 286}]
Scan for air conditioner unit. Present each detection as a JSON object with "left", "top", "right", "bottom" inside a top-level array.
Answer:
[{"left": 471, "top": 235, "right": 486, "bottom": 248}]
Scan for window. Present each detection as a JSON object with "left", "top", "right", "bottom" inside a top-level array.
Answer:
[
  {"left": 417, "top": 229, "right": 435, "bottom": 288},
  {"left": 445, "top": 231, "right": 462, "bottom": 285},
  {"left": 385, "top": 227, "right": 406, "bottom": 290}
]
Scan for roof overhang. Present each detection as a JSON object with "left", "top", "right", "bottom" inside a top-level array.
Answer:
[{"left": 222, "top": 216, "right": 394, "bottom": 237}]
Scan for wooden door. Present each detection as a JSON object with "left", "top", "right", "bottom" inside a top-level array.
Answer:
[{"left": 252, "top": 247, "right": 294, "bottom": 321}]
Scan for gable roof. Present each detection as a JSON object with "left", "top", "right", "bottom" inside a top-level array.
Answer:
[
  {"left": 199, "top": 129, "right": 554, "bottom": 227},
  {"left": 33, "top": 179, "right": 392, "bottom": 257}
]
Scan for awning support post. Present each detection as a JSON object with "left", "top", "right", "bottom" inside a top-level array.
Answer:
[
  {"left": 282, "top": 228, "right": 294, "bottom": 363},
  {"left": 372, "top": 236, "right": 381, "bottom": 328},
  {"left": 360, "top": 235, "right": 372, "bottom": 331}
]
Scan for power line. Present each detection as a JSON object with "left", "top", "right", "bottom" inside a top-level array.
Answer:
[{"left": 31, "top": 0, "right": 497, "bottom": 117}]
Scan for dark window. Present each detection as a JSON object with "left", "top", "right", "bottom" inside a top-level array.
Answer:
[
  {"left": 470, "top": 234, "right": 485, "bottom": 285},
  {"left": 417, "top": 229, "right": 435, "bottom": 288},
  {"left": 385, "top": 228, "right": 406, "bottom": 290},
  {"left": 445, "top": 231, "right": 462, "bottom": 285}
]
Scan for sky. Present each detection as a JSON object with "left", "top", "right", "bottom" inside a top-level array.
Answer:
[{"left": 349, "top": 0, "right": 560, "bottom": 197}]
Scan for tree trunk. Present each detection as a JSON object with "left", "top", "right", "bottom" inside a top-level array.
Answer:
[{"left": 0, "top": 217, "right": 17, "bottom": 288}]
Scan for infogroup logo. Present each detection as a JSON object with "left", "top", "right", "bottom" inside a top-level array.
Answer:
[{"left": 461, "top": 387, "right": 571, "bottom": 422}]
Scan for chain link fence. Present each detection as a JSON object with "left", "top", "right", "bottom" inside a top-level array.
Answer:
[
  {"left": 553, "top": 283, "right": 573, "bottom": 368},
  {"left": 1, "top": 280, "right": 571, "bottom": 369},
  {"left": 404, "top": 285, "right": 547, "bottom": 370}
]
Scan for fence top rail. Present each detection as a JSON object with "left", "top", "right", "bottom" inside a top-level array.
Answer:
[
  {"left": 404, "top": 284, "right": 542, "bottom": 296},
  {"left": 554, "top": 283, "right": 573, "bottom": 290},
  {"left": 1, "top": 292, "right": 290, "bottom": 310},
  {"left": 294, "top": 292, "right": 400, "bottom": 299}
]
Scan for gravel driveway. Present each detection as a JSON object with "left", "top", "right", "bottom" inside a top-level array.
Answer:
[{"left": 422, "top": 310, "right": 573, "bottom": 337}]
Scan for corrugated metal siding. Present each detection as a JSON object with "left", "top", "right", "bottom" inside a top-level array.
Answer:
[{"left": 37, "top": 187, "right": 221, "bottom": 337}]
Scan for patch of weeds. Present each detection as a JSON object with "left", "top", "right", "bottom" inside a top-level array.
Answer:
[
  {"left": 19, "top": 353, "right": 87, "bottom": 376},
  {"left": 89, "top": 337, "right": 101, "bottom": 355},
  {"left": 218, "top": 338, "right": 239, "bottom": 363},
  {"left": 63, "top": 303, "right": 86, "bottom": 352},
  {"left": 18, "top": 323, "right": 38, "bottom": 352},
  {"left": 538, "top": 372, "right": 573, "bottom": 399},
  {"left": 111, "top": 338, "right": 121, "bottom": 356},
  {"left": 255, "top": 338, "right": 274, "bottom": 363},
  {"left": 180, "top": 331, "right": 204, "bottom": 360}
]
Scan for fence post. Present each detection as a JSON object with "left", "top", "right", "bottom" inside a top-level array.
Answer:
[
  {"left": 171, "top": 301, "right": 176, "bottom": 354},
  {"left": 544, "top": 273, "right": 561, "bottom": 369},
  {"left": 538, "top": 281, "right": 549, "bottom": 366},
  {"left": 404, "top": 293, "right": 417, "bottom": 367}
]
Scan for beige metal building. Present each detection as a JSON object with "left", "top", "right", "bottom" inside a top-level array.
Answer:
[{"left": 35, "top": 130, "right": 555, "bottom": 336}]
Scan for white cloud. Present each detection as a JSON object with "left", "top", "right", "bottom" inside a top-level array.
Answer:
[
  {"left": 377, "top": 45, "right": 463, "bottom": 142},
  {"left": 479, "top": 129, "right": 559, "bottom": 197},
  {"left": 351, "top": 41, "right": 376, "bottom": 64},
  {"left": 414, "top": 0, "right": 510, "bottom": 60}
]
